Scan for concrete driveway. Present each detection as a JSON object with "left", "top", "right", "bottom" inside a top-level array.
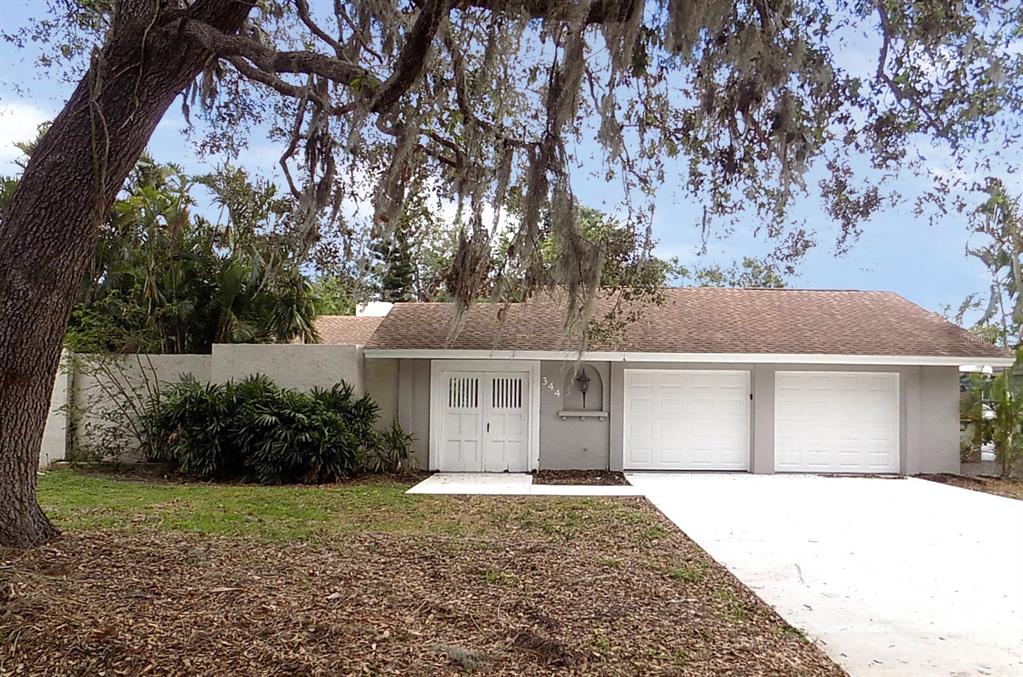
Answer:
[{"left": 626, "top": 473, "right": 1023, "bottom": 676}]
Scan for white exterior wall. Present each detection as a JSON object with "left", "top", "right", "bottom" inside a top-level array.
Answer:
[
  {"left": 905, "top": 365, "right": 961, "bottom": 474},
  {"left": 39, "top": 355, "right": 71, "bottom": 469},
  {"left": 48, "top": 345, "right": 380, "bottom": 463},
  {"left": 398, "top": 359, "right": 432, "bottom": 468},
  {"left": 616, "top": 363, "right": 961, "bottom": 475},
  {"left": 71, "top": 354, "right": 212, "bottom": 461},
  {"left": 404, "top": 358, "right": 963, "bottom": 476},
  {"left": 365, "top": 357, "right": 399, "bottom": 429},
  {"left": 210, "top": 344, "right": 364, "bottom": 394}
]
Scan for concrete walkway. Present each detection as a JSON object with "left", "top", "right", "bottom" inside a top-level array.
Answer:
[
  {"left": 627, "top": 473, "right": 1023, "bottom": 676},
  {"left": 406, "top": 472, "right": 644, "bottom": 496}
]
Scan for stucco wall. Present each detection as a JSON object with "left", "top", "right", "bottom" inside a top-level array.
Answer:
[
  {"left": 211, "top": 344, "right": 364, "bottom": 394},
  {"left": 907, "top": 366, "right": 961, "bottom": 474},
  {"left": 538, "top": 361, "right": 611, "bottom": 470},
  {"left": 71, "top": 353, "right": 212, "bottom": 461},
  {"left": 39, "top": 356, "right": 70, "bottom": 469},
  {"left": 751, "top": 364, "right": 775, "bottom": 473},
  {"left": 365, "top": 357, "right": 399, "bottom": 430},
  {"left": 398, "top": 358, "right": 432, "bottom": 468}
]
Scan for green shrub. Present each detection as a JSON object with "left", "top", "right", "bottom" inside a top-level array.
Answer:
[
  {"left": 146, "top": 374, "right": 396, "bottom": 484},
  {"left": 145, "top": 376, "right": 240, "bottom": 477},
  {"left": 364, "top": 420, "right": 419, "bottom": 474}
]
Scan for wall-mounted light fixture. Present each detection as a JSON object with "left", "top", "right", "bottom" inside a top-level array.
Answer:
[{"left": 575, "top": 369, "right": 592, "bottom": 408}]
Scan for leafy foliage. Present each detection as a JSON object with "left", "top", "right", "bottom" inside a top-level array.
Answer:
[
  {"left": 989, "top": 357, "right": 1023, "bottom": 477},
  {"left": 64, "top": 161, "right": 321, "bottom": 353},
  {"left": 365, "top": 421, "right": 419, "bottom": 475},
  {"left": 0, "top": 128, "right": 322, "bottom": 354},
  {"left": 146, "top": 375, "right": 414, "bottom": 484},
  {"left": 12, "top": 0, "right": 1019, "bottom": 337},
  {"left": 960, "top": 373, "right": 992, "bottom": 459},
  {"left": 959, "top": 181, "right": 1022, "bottom": 347},
  {"left": 370, "top": 223, "right": 417, "bottom": 302},
  {"left": 683, "top": 257, "right": 787, "bottom": 289},
  {"left": 310, "top": 275, "right": 360, "bottom": 316}
]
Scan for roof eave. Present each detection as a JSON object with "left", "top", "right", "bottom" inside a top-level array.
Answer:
[{"left": 363, "top": 348, "right": 1015, "bottom": 367}]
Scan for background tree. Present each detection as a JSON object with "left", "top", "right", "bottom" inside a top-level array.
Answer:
[
  {"left": 312, "top": 275, "right": 360, "bottom": 315},
  {"left": 2, "top": 0, "right": 1022, "bottom": 546},
  {"left": 959, "top": 181, "right": 1022, "bottom": 348},
  {"left": 64, "top": 160, "right": 321, "bottom": 353},
  {"left": 685, "top": 257, "right": 787, "bottom": 289},
  {"left": 370, "top": 223, "right": 417, "bottom": 302},
  {"left": 990, "top": 361, "right": 1023, "bottom": 478},
  {"left": 411, "top": 216, "right": 459, "bottom": 301}
]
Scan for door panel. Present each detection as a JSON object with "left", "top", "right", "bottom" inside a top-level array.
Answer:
[
  {"left": 483, "top": 374, "right": 528, "bottom": 472},
  {"left": 440, "top": 373, "right": 483, "bottom": 471},
  {"left": 437, "top": 369, "right": 530, "bottom": 472},
  {"left": 624, "top": 370, "right": 750, "bottom": 470},
  {"left": 775, "top": 371, "right": 899, "bottom": 473}
]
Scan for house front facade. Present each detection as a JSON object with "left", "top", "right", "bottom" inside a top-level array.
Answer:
[{"left": 337, "top": 288, "right": 1012, "bottom": 476}]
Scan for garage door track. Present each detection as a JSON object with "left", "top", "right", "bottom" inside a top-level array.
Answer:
[{"left": 627, "top": 473, "right": 1023, "bottom": 676}]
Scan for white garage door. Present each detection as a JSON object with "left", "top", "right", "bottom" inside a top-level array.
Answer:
[
  {"left": 624, "top": 370, "right": 750, "bottom": 470},
  {"left": 775, "top": 371, "right": 899, "bottom": 473}
]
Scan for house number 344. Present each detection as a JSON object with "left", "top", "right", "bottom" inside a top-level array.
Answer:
[{"left": 540, "top": 376, "right": 561, "bottom": 397}]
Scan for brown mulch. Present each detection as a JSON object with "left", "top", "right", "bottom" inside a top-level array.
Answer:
[
  {"left": 0, "top": 505, "right": 842, "bottom": 676},
  {"left": 533, "top": 470, "right": 629, "bottom": 486},
  {"left": 918, "top": 473, "right": 1023, "bottom": 500}
]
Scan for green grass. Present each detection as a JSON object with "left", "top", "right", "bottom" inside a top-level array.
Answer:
[
  {"left": 668, "top": 562, "right": 706, "bottom": 583},
  {"left": 590, "top": 633, "right": 612, "bottom": 653},
  {"left": 481, "top": 567, "right": 516, "bottom": 586},
  {"left": 773, "top": 624, "right": 807, "bottom": 640},
  {"left": 636, "top": 525, "right": 668, "bottom": 543},
  {"left": 38, "top": 470, "right": 459, "bottom": 541},
  {"left": 35, "top": 470, "right": 661, "bottom": 543},
  {"left": 713, "top": 587, "right": 751, "bottom": 622}
]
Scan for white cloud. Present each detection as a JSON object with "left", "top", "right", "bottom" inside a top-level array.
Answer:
[{"left": 0, "top": 101, "right": 50, "bottom": 174}]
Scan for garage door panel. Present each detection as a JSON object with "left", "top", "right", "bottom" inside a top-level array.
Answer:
[
  {"left": 625, "top": 370, "right": 750, "bottom": 470},
  {"left": 659, "top": 398, "right": 683, "bottom": 415},
  {"left": 775, "top": 371, "right": 899, "bottom": 474}
]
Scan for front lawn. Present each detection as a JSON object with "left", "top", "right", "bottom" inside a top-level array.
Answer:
[{"left": 1, "top": 470, "right": 842, "bottom": 675}]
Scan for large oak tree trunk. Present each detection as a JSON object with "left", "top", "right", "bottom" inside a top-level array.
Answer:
[{"left": 0, "top": 0, "right": 251, "bottom": 548}]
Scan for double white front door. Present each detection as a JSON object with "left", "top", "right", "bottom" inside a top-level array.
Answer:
[{"left": 438, "top": 370, "right": 529, "bottom": 472}]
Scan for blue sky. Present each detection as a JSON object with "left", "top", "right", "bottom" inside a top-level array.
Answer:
[{"left": 0, "top": 1, "right": 1008, "bottom": 319}]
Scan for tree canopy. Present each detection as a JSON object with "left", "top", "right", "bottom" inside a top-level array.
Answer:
[{"left": 11, "top": 0, "right": 1021, "bottom": 326}]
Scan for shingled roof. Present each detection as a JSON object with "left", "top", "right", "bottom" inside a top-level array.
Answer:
[
  {"left": 365, "top": 288, "right": 1010, "bottom": 359},
  {"left": 313, "top": 316, "right": 384, "bottom": 345}
]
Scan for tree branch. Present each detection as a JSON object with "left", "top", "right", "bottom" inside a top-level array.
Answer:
[
  {"left": 292, "top": 0, "right": 345, "bottom": 56},
  {"left": 180, "top": 19, "right": 372, "bottom": 87},
  {"left": 874, "top": 2, "right": 947, "bottom": 138},
  {"left": 371, "top": 0, "right": 448, "bottom": 113},
  {"left": 226, "top": 56, "right": 351, "bottom": 115},
  {"left": 454, "top": 0, "right": 639, "bottom": 25}
]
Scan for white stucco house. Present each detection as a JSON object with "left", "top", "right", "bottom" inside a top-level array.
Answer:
[{"left": 317, "top": 288, "right": 1014, "bottom": 476}]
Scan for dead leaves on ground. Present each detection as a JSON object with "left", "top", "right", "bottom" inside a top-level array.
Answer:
[{"left": 1, "top": 501, "right": 843, "bottom": 676}]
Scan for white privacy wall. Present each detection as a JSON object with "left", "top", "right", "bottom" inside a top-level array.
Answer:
[
  {"left": 39, "top": 356, "right": 71, "bottom": 470},
  {"left": 210, "top": 344, "right": 365, "bottom": 394},
  {"left": 70, "top": 354, "right": 213, "bottom": 462},
  {"left": 39, "top": 344, "right": 371, "bottom": 466}
]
